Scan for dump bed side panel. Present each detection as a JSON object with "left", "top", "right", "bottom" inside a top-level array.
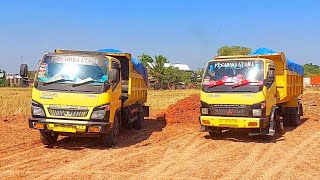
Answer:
[
  {"left": 277, "top": 69, "right": 303, "bottom": 103},
  {"left": 124, "top": 60, "right": 148, "bottom": 106}
]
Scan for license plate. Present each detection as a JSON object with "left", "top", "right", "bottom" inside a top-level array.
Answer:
[
  {"left": 219, "top": 119, "right": 238, "bottom": 127},
  {"left": 53, "top": 125, "right": 76, "bottom": 133}
]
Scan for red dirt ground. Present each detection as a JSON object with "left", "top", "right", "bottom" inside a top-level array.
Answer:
[{"left": 0, "top": 93, "right": 319, "bottom": 179}]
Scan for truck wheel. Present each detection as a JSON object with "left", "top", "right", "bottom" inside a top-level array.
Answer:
[
  {"left": 299, "top": 103, "right": 303, "bottom": 116},
  {"left": 290, "top": 114, "right": 301, "bottom": 127},
  {"left": 102, "top": 113, "right": 120, "bottom": 147},
  {"left": 282, "top": 114, "right": 290, "bottom": 127},
  {"left": 40, "top": 130, "right": 58, "bottom": 145},
  {"left": 135, "top": 105, "right": 144, "bottom": 130},
  {"left": 209, "top": 128, "right": 222, "bottom": 138},
  {"left": 275, "top": 112, "right": 285, "bottom": 134}
]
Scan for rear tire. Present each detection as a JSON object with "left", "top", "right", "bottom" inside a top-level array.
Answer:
[
  {"left": 290, "top": 114, "right": 301, "bottom": 127},
  {"left": 275, "top": 112, "right": 285, "bottom": 134},
  {"left": 102, "top": 113, "right": 120, "bottom": 147},
  {"left": 135, "top": 105, "right": 144, "bottom": 130},
  {"left": 40, "top": 130, "right": 58, "bottom": 145}
]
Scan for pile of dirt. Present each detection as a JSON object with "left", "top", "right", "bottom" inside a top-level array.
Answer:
[{"left": 161, "top": 94, "right": 200, "bottom": 124}]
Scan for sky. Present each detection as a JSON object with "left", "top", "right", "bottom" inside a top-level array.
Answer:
[{"left": 0, "top": 0, "right": 319, "bottom": 72}]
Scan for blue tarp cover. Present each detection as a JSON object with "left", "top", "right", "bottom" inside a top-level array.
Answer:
[
  {"left": 97, "top": 49, "right": 148, "bottom": 81},
  {"left": 250, "top": 48, "right": 304, "bottom": 76}
]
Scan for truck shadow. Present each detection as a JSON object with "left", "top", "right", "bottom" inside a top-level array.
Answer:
[
  {"left": 204, "top": 117, "right": 308, "bottom": 143},
  {"left": 45, "top": 116, "right": 167, "bottom": 150}
]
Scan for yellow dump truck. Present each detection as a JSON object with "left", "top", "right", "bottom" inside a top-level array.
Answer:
[
  {"left": 25, "top": 49, "right": 148, "bottom": 147},
  {"left": 200, "top": 48, "right": 304, "bottom": 138}
]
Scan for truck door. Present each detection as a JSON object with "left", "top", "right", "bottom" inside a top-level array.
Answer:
[
  {"left": 109, "top": 60, "right": 122, "bottom": 122},
  {"left": 265, "top": 63, "right": 277, "bottom": 116}
]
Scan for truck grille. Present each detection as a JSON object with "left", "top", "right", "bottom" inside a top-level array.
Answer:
[
  {"left": 209, "top": 104, "right": 249, "bottom": 116},
  {"left": 48, "top": 109, "right": 89, "bottom": 117}
]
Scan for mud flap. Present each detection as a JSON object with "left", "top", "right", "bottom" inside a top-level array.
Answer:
[{"left": 266, "top": 121, "right": 275, "bottom": 136}]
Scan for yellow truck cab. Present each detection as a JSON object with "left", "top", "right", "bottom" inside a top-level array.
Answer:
[
  {"left": 25, "top": 49, "right": 148, "bottom": 147},
  {"left": 200, "top": 48, "right": 304, "bottom": 138}
]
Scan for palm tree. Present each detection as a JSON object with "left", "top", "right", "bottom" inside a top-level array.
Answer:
[{"left": 149, "top": 55, "right": 168, "bottom": 89}]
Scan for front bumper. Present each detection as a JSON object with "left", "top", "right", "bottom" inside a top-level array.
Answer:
[
  {"left": 200, "top": 116, "right": 268, "bottom": 128},
  {"left": 29, "top": 117, "right": 110, "bottom": 134}
]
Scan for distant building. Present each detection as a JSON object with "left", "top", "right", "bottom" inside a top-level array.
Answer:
[
  {"left": 6, "top": 74, "right": 23, "bottom": 86},
  {"left": 5, "top": 72, "right": 32, "bottom": 87},
  {"left": 303, "top": 77, "right": 311, "bottom": 87},
  {"left": 147, "top": 62, "right": 191, "bottom": 71}
]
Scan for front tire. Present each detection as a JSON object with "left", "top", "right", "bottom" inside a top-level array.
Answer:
[
  {"left": 209, "top": 128, "right": 222, "bottom": 138},
  {"left": 40, "top": 130, "right": 58, "bottom": 145},
  {"left": 102, "top": 113, "right": 120, "bottom": 147}
]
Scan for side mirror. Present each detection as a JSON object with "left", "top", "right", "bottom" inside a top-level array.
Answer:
[
  {"left": 109, "top": 69, "right": 120, "bottom": 83},
  {"left": 20, "top": 64, "right": 28, "bottom": 78}
]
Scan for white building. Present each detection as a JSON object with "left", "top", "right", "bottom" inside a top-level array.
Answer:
[
  {"left": 5, "top": 73, "right": 23, "bottom": 86},
  {"left": 303, "top": 77, "right": 311, "bottom": 87},
  {"left": 147, "top": 62, "right": 191, "bottom": 71}
]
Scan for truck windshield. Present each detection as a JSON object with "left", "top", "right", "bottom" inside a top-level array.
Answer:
[
  {"left": 203, "top": 60, "right": 264, "bottom": 86},
  {"left": 37, "top": 55, "right": 108, "bottom": 84}
]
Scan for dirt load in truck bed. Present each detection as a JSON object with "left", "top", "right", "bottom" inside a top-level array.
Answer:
[{"left": 0, "top": 93, "right": 319, "bottom": 179}]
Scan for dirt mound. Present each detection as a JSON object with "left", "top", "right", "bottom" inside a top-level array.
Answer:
[{"left": 161, "top": 94, "right": 200, "bottom": 124}]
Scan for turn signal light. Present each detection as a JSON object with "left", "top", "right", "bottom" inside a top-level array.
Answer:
[
  {"left": 88, "top": 126, "right": 101, "bottom": 133},
  {"left": 34, "top": 123, "right": 45, "bottom": 129},
  {"left": 248, "top": 122, "right": 258, "bottom": 127},
  {"left": 202, "top": 120, "right": 210, "bottom": 125}
]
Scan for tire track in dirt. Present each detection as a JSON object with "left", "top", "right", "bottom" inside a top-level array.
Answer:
[
  {"left": 0, "top": 138, "right": 101, "bottom": 171},
  {"left": 220, "top": 143, "right": 271, "bottom": 180},
  {"left": 32, "top": 127, "right": 191, "bottom": 179},
  {"left": 0, "top": 145, "right": 43, "bottom": 162},
  {"left": 1, "top": 93, "right": 320, "bottom": 179},
  {"left": 140, "top": 133, "right": 247, "bottom": 178},
  {"left": 262, "top": 132, "right": 320, "bottom": 179}
]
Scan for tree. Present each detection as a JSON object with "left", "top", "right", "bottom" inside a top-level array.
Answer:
[
  {"left": 138, "top": 53, "right": 153, "bottom": 67},
  {"left": 303, "top": 63, "right": 320, "bottom": 76},
  {"left": 149, "top": 55, "right": 168, "bottom": 88},
  {"left": 217, "top": 46, "right": 251, "bottom": 56}
]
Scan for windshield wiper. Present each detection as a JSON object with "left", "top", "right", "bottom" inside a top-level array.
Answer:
[
  {"left": 43, "top": 75, "right": 66, "bottom": 85},
  {"left": 73, "top": 77, "right": 99, "bottom": 86}
]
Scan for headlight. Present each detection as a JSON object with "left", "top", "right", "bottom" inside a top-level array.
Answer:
[
  {"left": 32, "top": 106, "right": 45, "bottom": 117},
  {"left": 90, "top": 104, "right": 110, "bottom": 120},
  {"left": 91, "top": 110, "right": 106, "bottom": 119},
  {"left": 252, "top": 109, "right": 262, "bottom": 117},
  {"left": 201, "top": 108, "right": 209, "bottom": 115}
]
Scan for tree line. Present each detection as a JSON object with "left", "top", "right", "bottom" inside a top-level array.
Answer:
[{"left": 138, "top": 53, "right": 194, "bottom": 89}]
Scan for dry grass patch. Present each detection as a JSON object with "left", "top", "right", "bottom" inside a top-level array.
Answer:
[
  {"left": 146, "top": 89, "right": 200, "bottom": 116},
  {"left": 0, "top": 88, "right": 32, "bottom": 117}
]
